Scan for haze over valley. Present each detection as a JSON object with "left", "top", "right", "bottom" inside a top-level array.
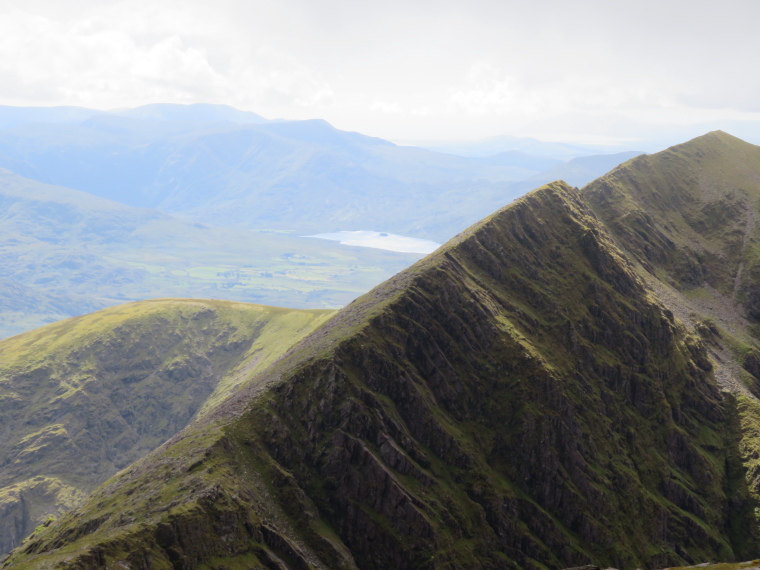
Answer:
[{"left": 0, "top": 103, "right": 648, "bottom": 339}]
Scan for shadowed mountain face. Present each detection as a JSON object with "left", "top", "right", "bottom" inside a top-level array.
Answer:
[
  {"left": 6, "top": 132, "right": 760, "bottom": 569},
  {"left": 584, "top": 132, "right": 760, "bottom": 308}
]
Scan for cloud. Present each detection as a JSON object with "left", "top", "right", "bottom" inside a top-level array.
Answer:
[
  {"left": 0, "top": 0, "right": 759, "bottom": 142},
  {"left": 239, "top": 47, "right": 334, "bottom": 108},
  {"left": 442, "top": 61, "right": 677, "bottom": 122},
  {"left": 0, "top": 3, "right": 333, "bottom": 109},
  {"left": 370, "top": 100, "right": 402, "bottom": 114}
]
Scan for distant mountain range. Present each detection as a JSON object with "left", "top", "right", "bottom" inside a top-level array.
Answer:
[
  {"left": 0, "top": 104, "right": 642, "bottom": 241},
  {"left": 419, "top": 133, "right": 602, "bottom": 159}
]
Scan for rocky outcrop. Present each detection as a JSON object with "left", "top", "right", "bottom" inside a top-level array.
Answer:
[
  {"left": 0, "top": 478, "right": 84, "bottom": 557},
  {"left": 242, "top": 182, "right": 747, "bottom": 568}
]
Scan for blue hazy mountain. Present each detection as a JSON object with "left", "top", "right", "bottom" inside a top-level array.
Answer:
[
  {"left": 113, "top": 103, "right": 270, "bottom": 124},
  {"left": 0, "top": 105, "right": 102, "bottom": 130},
  {"left": 466, "top": 149, "right": 564, "bottom": 170},
  {"left": 0, "top": 104, "right": 643, "bottom": 244},
  {"left": 0, "top": 110, "right": 538, "bottom": 240},
  {"left": 504, "top": 150, "right": 645, "bottom": 196},
  {"left": 419, "top": 134, "right": 599, "bottom": 159}
]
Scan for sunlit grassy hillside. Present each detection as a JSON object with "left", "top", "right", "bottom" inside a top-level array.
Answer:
[{"left": 0, "top": 298, "right": 334, "bottom": 557}]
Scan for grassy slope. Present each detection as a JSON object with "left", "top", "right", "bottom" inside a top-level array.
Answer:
[
  {"left": 583, "top": 131, "right": 760, "bottom": 297},
  {"left": 0, "top": 299, "right": 334, "bottom": 558}
]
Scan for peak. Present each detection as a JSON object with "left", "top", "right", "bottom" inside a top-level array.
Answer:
[
  {"left": 408, "top": 180, "right": 579, "bottom": 263},
  {"left": 583, "top": 127, "right": 760, "bottom": 305},
  {"left": 670, "top": 129, "right": 758, "bottom": 154},
  {"left": 585, "top": 131, "right": 760, "bottom": 198},
  {"left": 701, "top": 129, "right": 737, "bottom": 139}
]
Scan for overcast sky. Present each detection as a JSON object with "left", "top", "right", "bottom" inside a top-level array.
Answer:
[{"left": 0, "top": 0, "right": 758, "bottom": 145}]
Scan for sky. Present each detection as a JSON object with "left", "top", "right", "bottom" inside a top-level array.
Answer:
[{"left": 1, "top": 0, "right": 759, "bottom": 146}]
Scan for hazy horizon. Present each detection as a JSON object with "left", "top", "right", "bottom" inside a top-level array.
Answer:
[{"left": 0, "top": 0, "right": 757, "bottom": 147}]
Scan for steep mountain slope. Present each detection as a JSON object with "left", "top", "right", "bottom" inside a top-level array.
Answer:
[
  {"left": 0, "top": 169, "right": 421, "bottom": 338},
  {"left": 0, "top": 299, "right": 334, "bottom": 557},
  {"left": 583, "top": 133, "right": 760, "bottom": 397},
  {"left": 582, "top": 132, "right": 760, "bottom": 551},
  {"left": 584, "top": 131, "right": 760, "bottom": 304}
]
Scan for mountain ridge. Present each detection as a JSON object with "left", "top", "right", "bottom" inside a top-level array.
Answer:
[
  {"left": 6, "top": 132, "right": 760, "bottom": 568},
  {"left": 0, "top": 105, "right": 637, "bottom": 242}
]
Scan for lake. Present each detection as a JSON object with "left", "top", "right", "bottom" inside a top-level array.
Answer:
[{"left": 305, "top": 231, "right": 441, "bottom": 254}]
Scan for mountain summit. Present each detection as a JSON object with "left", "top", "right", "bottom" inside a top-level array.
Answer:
[{"left": 5, "top": 132, "right": 760, "bottom": 569}]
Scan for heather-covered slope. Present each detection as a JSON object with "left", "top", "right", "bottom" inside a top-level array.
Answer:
[
  {"left": 0, "top": 299, "right": 334, "bottom": 558},
  {"left": 7, "top": 166, "right": 760, "bottom": 569}
]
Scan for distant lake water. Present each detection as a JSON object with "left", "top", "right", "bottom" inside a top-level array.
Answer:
[{"left": 305, "top": 231, "right": 440, "bottom": 254}]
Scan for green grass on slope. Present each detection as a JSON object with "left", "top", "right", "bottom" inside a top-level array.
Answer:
[
  {"left": 584, "top": 131, "right": 760, "bottom": 299},
  {"left": 0, "top": 298, "right": 334, "bottom": 559}
]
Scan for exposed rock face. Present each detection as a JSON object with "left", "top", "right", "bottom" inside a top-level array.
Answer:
[
  {"left": 0, "top": 478, "right": 84, "bottom": 557},
  {"left": 6, "top": 133, "right": 760, "bottom": 569},
  {"left": 583, "top": 131, "right": 760, "bottom": 315},
  {"left": 242, "top": 182, "right": 747, "bottom": 568}
]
